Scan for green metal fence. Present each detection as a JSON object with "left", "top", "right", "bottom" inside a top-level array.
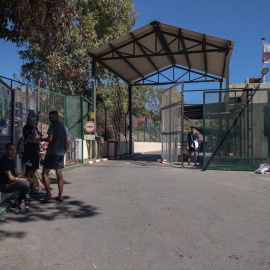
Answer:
[
  {"left": 203, "top": 88, "right": 270, "bottom": 171},
  {"left": 133, "top": 118, "right": 161, "bottom": 142},
  {"left": 0, "top": 75, "right": 92, "bottom": 162}
]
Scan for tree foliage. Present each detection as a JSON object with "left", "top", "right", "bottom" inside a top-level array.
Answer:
[
  {"left": 1, "top": 0, "right": 137, "bottom": 96},
  {"left": 0, "top": 0, "right": 81, "bottom": 45}
]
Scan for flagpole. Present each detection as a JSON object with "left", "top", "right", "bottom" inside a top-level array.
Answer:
[{"left": 262, "top": 37, "right": 265, "bottom": 82}]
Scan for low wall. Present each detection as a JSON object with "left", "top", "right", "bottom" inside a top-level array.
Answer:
[
  {"left": 99, "top": 141, "right": 161, "bottom": 158},
  {"left": 101, "top": 141, "right": 131, "bottom": 158},
  {"left": 134, "top": 142, "right": 161, "bottom": 153}
]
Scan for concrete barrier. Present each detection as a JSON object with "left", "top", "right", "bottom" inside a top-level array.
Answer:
[{"left": 0, "top": 192, "right": 12, "bottom": 203}]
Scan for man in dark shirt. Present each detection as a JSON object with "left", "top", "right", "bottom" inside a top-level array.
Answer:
[
  {"left": 22, "top": 119, "right": 45, "bottom": 191},
  {"left": 41, "top": 111, "right": 70, "bottom": 202},
  {"left": 23, "top": 120, "right": 41, "bottom": 176},
  {"left": 186, "top": 126, "right": 199, "bottom": 166},
  {"left": 0, "top": 143, "right": 35, "bottom": 208}
]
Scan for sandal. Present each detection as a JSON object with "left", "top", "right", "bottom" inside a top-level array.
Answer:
[
  {"left": 41, "top": 196, "right": 52, "bottom": 203},
  {"left": 14, "top": 202, "right": 30, "bottom": 209}
]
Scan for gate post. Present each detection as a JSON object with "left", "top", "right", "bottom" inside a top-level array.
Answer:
[
  {"left": 129, "top": 84, "right": 133, "bottom": 154},
  {"left": 268, "top": 89, "right": 270, "bottom": 163},
  {"left": 91, "top": 59, "right": 96, "bottom": 158},
  {"left": 181, "top": 81, "right": 184, "bottom": 168},
  {"left": 11, "top": 85, "right": 16, "bottom": 145}
]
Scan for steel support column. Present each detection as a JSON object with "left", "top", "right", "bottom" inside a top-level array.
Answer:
[
  {"left": 225, "top": 51, "right": 230, "bottom": 90},
  {"left": 11, "top": 85, "right": 16, "bottom": 145},
  {"left": 92, "top": 59, "right": 96, "bottom": 158},
  {"left": 81, "top": 95, "right": 84, "bottom": 164},
  {"left": 129, "top": 84, "right": 133, "bottom": 154},
  {"left": 181, "top": 81, "right": 184, "bottom": 168}
]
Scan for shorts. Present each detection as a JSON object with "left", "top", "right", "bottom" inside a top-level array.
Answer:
[
  {"left": 188, "top": 147, "right": 196, "bottom": 153},
  {"left": 43, "top": 154, "right": 64, "bottom": 170},
  {"left": 23, "top": 151, "right": 40, "bottom": 171}
]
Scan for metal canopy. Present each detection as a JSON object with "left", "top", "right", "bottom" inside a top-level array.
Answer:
[{"left": 89, "top": 21, "right": 234, "bottom": 86}]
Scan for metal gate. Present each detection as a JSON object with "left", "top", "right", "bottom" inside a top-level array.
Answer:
[
  {"left": 203, "top": 88, "right": 270, "bottom": 171},
  {"left": 161, "top": 82, "right": 184, "bottom": 164}
]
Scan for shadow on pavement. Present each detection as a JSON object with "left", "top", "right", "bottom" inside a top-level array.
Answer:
[
  {"left": 0, "top": 197, "right": 99, "bottom": 239},
  {"left": 6, "top": 195, "right": 99, "bottom": 222},
  {"left": 0, "top": 177, "right": 100, "bottom": 238},
  {"left": 0, "top": 229, "right": 27, "bottom": 241},
  {"left": 117, "top": 152, "right": 203, "bottom": 169},
  {"left": 118, "top": 153, "right": 167, "bottom": 168},
  {"left": 0, "top": 177, "right": 100, "bottom": 239}
]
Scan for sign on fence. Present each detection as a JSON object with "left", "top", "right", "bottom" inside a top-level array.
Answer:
[
  {"left": 84, "top": 121, "right": 96, "bottom": 133},
  {"left": 84, "top": 134, "right": 95, "bottom": 140}
]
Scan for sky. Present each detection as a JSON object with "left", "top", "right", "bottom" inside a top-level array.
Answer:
[{"left": 1, "top": 0, "right": 270, "bottom": 90}]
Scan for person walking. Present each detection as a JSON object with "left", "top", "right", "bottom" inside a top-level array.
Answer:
[
  {"left": 40, "top": 111, "right": 70, "bottom": 202},
  {"left": 186, "top": 126, "right": 199, "bottom": 166}
]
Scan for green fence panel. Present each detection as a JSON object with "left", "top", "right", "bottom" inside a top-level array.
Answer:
[
  {"left": 132, "top": 118, "right": 161, "bottom": 142},
  {"left": 65, "top": 95, "right": 82, "bottom": 139},
  {"left": 0, "top": 76, "right": 92, "bottom": 161},
  {"left": 203, "top": 89, "right": 270, "bottom": 171}
]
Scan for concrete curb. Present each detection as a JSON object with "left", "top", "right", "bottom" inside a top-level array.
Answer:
[
  {"left": 85, "top": 158, "right": 108, "bottom": 165},
  {"left": 0, "top": 192, "right": 19, "bottom": 219}
]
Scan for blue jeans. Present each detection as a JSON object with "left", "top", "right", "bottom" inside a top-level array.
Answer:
[{"left": 0, "top": 181, "right": 30, "bottom": 204}]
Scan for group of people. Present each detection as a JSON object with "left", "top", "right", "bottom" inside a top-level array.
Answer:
[{"left": 0, "top": 111, "right": 70, "bottom": 212}]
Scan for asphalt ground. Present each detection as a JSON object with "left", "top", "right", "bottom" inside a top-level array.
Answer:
[{"left": 1, "top": 153, "right": 270, "bottom": 270}]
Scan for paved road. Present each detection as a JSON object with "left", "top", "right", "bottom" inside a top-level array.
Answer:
[{"left": 1, "top": 153, "right": 270, "bottom": 270}]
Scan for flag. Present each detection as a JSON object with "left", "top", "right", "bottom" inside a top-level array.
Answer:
[{"left": 263, "top": 41, "right": 270, "bottom": 63}]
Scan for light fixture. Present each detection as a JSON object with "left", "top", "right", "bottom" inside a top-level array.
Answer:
[{"left": 262, "top": 67, "right": 269, "bottom": 75}]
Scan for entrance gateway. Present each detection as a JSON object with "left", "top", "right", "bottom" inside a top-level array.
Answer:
[
  {"left": 161, "top": 82, "right": 184, "bottom": 165},
  {"left": 89, "top": 21, "right": 234, "bottom": 167}
]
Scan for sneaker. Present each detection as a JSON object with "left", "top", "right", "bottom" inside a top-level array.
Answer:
[{"left": 20, "top": 200, "right": 26, "bottom": 214}]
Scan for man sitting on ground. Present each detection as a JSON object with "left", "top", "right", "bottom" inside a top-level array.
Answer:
[{"left": 0, "top": 143, "right": 36, "bottom": 209}]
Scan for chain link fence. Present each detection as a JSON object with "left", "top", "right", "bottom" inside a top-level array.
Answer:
[
  {"left": 132, "top": 118, "right": 161, "bottom": 142},
  {"left": 0, "top": 76, "right": 92, "bottom": 164}
]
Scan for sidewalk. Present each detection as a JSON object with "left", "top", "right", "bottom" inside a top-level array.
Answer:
[{"left": 0, "top": 158, "right": 107, "bottom": 218}]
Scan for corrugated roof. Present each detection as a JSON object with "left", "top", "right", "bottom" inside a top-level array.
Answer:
[{"left": 89, "top": 21, "right": 234, "bottom": 85}]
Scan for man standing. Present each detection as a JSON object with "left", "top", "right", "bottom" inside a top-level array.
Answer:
[
  {"left": 0, "top": 143, "right": 35, "bottom": 210},
  {"left": 186, "top": 126, "right": 199, "bottom": 166},
  {"left": 41, "top": 111, "right": 70, "bottom": 202},
  {"left": 23, "top": 119, "right": 45, "bottom": 190}
]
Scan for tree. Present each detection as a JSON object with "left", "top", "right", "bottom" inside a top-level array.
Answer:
[
  {"left": 18, "top": 0, "right": 137, "bottom": 96},
  {"left": 1, "top": 0, "right": 137, "bottom": 96},
  {"left": 0, "top": 0, "right": 80, "bottom": 45}
]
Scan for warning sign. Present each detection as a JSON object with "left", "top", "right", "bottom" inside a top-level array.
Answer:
[{"left": 84, "top": 121, "right": 96, "bottom": 133}]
